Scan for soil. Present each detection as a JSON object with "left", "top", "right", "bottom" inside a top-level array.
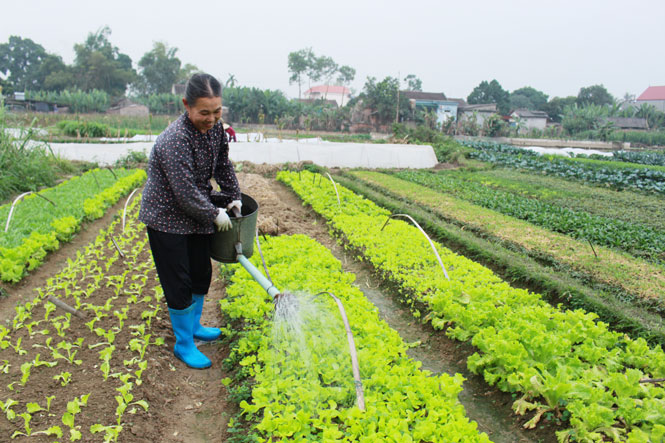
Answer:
[{"left": 0, "top": 171, "right": 560, "bottom": 442}]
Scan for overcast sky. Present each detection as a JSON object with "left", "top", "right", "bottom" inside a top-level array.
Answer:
[{"left": 2, "top": 0, "right": 664, "bottom": 101}]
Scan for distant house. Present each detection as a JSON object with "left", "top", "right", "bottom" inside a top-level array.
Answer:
[
  {"left": 304, "top": 85, "right": 351, "bottom": 107},
  {"left": 510, "top": 109, "right": 549, "bottom": 132},
  {"left": 604, "top": 117, "right": 648, "bottom": 131},
  {"left": 401, "top": 91, "right": 462, "bottom": 123},
  {"left": 458, "top": 103, "right": 497, "bottom": 126},
  {"left": 635, "top": 86, "right": 665, "bottom": 112},
  {"left": 107, "top": 99, "right": 149, "bottom": 117}
]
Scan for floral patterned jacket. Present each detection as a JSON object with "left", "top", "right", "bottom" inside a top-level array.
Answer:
[{"left": 139, "top": 113, "right": 241, "bottom": 234}]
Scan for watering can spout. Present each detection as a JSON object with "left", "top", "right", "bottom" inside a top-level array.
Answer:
[{"left": 235, "top": 242, "right": 282, "bottom": 301}]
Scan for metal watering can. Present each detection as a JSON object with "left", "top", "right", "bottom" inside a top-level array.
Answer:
[{"left": 210, "top": 193, "right": 281, "bottom": 300}]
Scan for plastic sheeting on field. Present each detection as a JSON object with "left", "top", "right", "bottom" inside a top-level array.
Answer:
[
  {"left": 229, "top": 142, "right": 437, "bottom": 169},
  {"left": 42, "top": 140, "right": 438, "bottom": 169}
]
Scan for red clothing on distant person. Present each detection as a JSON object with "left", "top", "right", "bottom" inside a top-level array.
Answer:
[{"left": 225, "top": 125, "right": 236, "bottom": 142}]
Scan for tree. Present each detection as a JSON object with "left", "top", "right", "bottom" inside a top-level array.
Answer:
[
  {"left": 0, "top": 36, "right": 48, "bottom": 92},
  {"left": 541, "top": 96, "right": 576, "bottom": 123},
  {"left": 73, "top": 26, "right": 136, "bottom": 97},
  {"left": 336, "top": 65, "right": 355, "bottom": 86},
  {"left": 576, "top": 84, "right": 614, "bottom": 107},
  {"left": 136, "top": 42, "right": 182, "bottom": 95},
  {"left": 177, "top": 63, "right": 199, "bottom": 83},
  {"left": 509, "top": 86, "right": 548, "bottom": 111},
  {"left": 359, "top": 76, "right": 410, "bottom": 125},
  {"left": 37, "top": 54, "right": 74, "bottom": 91},
  {"left": 336, "top": 65, "right": 355, "bottom": 106},
  {"left": 467, "top": 79, "right": 510, "bottom": 114},
  {"left": 403, "top": 74, "right": 422, "bottom": 91},
  {"left": 288, "top": 48, "right": 313, "bottom": 99}
]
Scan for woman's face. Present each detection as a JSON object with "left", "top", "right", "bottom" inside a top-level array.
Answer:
[{"left": 183, "top": 96, "right": 222, "bottom": 133}]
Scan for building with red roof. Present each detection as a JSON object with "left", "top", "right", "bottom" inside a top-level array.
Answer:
[
  {"left": 636, "top": 86, "right": 665, "bottom": 112},
  {"left": 304, "top": 85, "right": 352, "bottom": 107}
]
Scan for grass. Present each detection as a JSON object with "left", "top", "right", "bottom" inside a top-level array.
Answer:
[
  {"left": 5, "top": 111, "right": 177, "bottom": 138},
  {"left": 0, "top": 107, "right": 82, "bottom": 203}
]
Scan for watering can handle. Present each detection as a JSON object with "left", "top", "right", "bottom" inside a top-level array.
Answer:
[{"left": 231, "top": 207, "right": 241, "bottom": 218}]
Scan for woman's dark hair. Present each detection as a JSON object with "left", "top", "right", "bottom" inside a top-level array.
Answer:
[{"left": 184, "top": 73, "right": 222, "bottom": 105}]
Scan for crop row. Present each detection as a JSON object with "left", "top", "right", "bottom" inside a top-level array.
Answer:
[
  {"left": 439, "top": 168, "right": 665, "bottom": 233},
  {"left": 609, "top": 151, "right": 665, "bottom": 168},
  {"left": 220, "top": 234, "right": 490, "bottom": 442},
  {"left": 278, "top": 170, "right": 665, "bottom": 442},
  {"left": 0, "top": 196, "right": 163, "bottom": 441},
  {"left": 350, "top": 170, "right": 665, "bottom": 314},
  {"left": 463, "top": 141, "right": 665, "bottom": 194},
  {"left": 0, "top": 168, "right": 146, "bottom": 283},
  {"left": 392, "top": 169, "right": 665, "bottom": 264}
]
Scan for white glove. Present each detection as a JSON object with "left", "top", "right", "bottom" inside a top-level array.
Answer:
[
  {"left": 214, "top": 209, "right": 232, "bottom": 231},
  {"left": 226, "top": 199, "right": 242, "bottom": 217}
]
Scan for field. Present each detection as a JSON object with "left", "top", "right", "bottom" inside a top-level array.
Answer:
[{"left": 1, "top": 142, "right": 665, "bottom": 441}]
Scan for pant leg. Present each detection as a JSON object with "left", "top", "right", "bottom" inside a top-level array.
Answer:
[
  {"left": 147, "top": 227, "right": 193, "bottom": 310},
  {"left": 187, "top": 233, "right": 213, "bottom": 295}
]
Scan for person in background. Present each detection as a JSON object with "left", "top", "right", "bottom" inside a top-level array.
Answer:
[
  {"left": 139, "top": 73, "right": 241, "bottom": 369},
  {"left": 223, "top": 123, "right": 237, "bottom": 142}
]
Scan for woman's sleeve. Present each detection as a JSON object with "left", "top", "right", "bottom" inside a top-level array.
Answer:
[
  {"left": 212, "top": 139, "right": 241, "bottom": 206},
  {"left": 158, "top": 137, "right": 218, "bottom": 225}
]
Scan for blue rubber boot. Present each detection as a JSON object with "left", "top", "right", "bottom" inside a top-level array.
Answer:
[
  {"left": 168, "top": 304, "right": 211, "bottom": 369},
  {"left": 192, "top": 294, "right": 221, "bottom": 341}
]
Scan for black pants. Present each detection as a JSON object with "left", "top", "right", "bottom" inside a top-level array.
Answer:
[{"left": 147, "top": 227, "right": 213, "bottom": 310}]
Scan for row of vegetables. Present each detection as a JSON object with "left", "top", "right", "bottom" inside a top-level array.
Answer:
[
  {"left": 220, "top": 234, "right": 491, "bottom": 442},
  {"left": 0, "top": 196, "right": 162, "bottom": 441},
  {"left": 392, "top": 169, "right": 665, "bottom": 264},
  {"left": 429, "top": 168, "right": 665, "bottom": 234},
  {"left": 463, "top": 141, "right": 665, "bottom": 195},
  {"left": 346, "top": 170, "right": 665, "bottom": 313},
  {"left": 0, "top": 168, "right": 146, "bottom": 283},
  {"left": 277, "top": 170, "right": 665, "bottom": 442}
]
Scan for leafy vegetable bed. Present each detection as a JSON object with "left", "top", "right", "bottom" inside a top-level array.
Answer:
[
  {"left": 439, "top": 168, "right": 665, "bottom": 233},
  {"left": 349, "top": 171, "right": 665, "bottom": 311},
  {"left": 278, "top": 170, "right": 665, "bottom": 442},
  {"left": 0, "top": 168, "right": 146, "bottom": 283},
  {"left": 393, "top": 169, "right": 665, "bottom": 264},
  {"left": 0, "top": 196, "right": 164, "bottom": 441},
  {"left": 464, "top": 141, "right": 665, "bottom": 194},
  {"left": 221, "top": 234, "right": 490, "bottom": 442}
]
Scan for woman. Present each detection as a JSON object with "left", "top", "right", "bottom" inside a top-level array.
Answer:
[{"left": 139, "top": 73, "right": 241, "bottom": 369}]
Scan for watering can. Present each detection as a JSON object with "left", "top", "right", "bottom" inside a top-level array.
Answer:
[{"left": 210, "top": 193, "right": 281, "bottom": 300}]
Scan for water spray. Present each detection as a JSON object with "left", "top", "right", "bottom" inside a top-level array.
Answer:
[{"left": 210, "top": 194, "right": 365, "bottom": 410}]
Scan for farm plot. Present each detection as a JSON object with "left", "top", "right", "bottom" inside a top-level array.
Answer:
[
  {"left": 440, "top": 168, "right": 665, "bottom": 233},
  {"left": 392, "top": 169, "right": 665, "bottom": 264},
  {"left": 0, "top": 168, "right": 146, "bottom": 283},
  {"left": 0, "top": 196, "right": 165, "bottom": 441},
  {"left": 464, "top": 141, "right": 665, "bottom": 195},
  {"left": 346, "top": 171, "right": 665, "bottom": 313},
  {"left": 221, "top": 234, "right": 490, "bottom": 442},
  {"left": 278, "top": 170, "right": 665, "bottom": 441}
]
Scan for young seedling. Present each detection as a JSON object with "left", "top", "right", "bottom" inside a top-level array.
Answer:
[
  {"left": 11, "top": 410, "right": 62, "bottom": 439},
  {"left": 0, "top": 398, "right": 18, "bottom": 420},
  {"left": 62, "top": 394, "right": 89, "bottom": 441},
  {"left": 53, "top": 371, "right": 72, "bottom": 386},
  {"left": 90, "top": 423, "right": 122, "bottom": 442}
]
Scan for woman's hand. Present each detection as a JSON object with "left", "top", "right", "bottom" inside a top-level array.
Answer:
[
  {"left": 226, "top": 199, "right": 242, "bottom": 217},
  {"left": 214, "top": 209, "right": 232, "bottom": 231}
]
